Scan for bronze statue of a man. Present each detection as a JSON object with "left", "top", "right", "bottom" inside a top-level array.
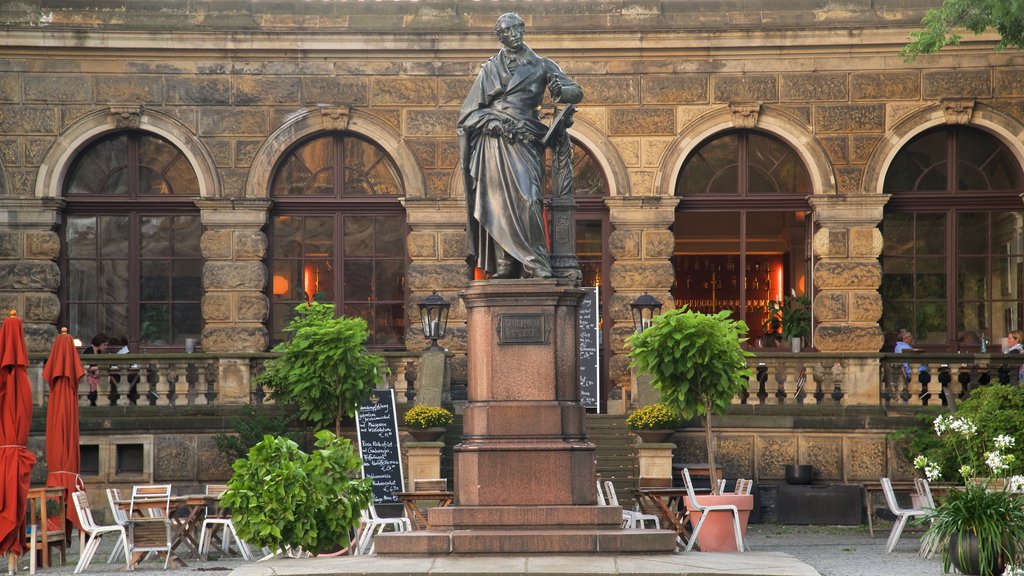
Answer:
[{"left": 458, "top": 12, "right": 584, "bottom": 279}]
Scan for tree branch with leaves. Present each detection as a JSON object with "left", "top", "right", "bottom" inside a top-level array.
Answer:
[{"left": 902, "top": 0, "right": 1024, "bottom": 60}]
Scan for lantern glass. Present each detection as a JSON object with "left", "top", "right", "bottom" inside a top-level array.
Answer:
[
  {"left": 418, "top": 291, "right": 450, "bottom": 348},
  {"left": 630, "top": 292, "right": 662, "bottom": 334}
]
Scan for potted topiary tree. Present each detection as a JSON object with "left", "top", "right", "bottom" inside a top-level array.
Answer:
[{"left": 627, "top": 305, "right": 754, "bottom": 552}]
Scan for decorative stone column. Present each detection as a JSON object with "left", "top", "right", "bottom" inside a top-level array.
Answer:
[
  {"left": 605, "top": 196, "right": 679, "bottom": 414},
  {"left": 809, "top": 195, "right": 887, "bottom": 404},
  {"left": 404, "top": 440, "right": 444, "bottom": 491},
  {"left": 196, "top": 198, "right": 271, "bottom": 404},
  {"left": 0, "top": 198, "right": 63, "bottom": 353}
]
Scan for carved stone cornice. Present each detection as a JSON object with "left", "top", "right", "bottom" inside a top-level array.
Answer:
[
  {"left": 320, "top": 106, "right": 352, "bottom": 131},
  {"left": 941, "top": 98, "right": 975, "bottom": 125},
  {"left": 729, "top": 102, "right": 762, "bottom": 129},
  {"left": 109, "top": 106, "right": 142, "bottom": 129}
]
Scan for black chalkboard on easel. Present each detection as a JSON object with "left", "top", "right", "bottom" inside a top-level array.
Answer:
[{"left": 356, "top": 389, "right": 404, "bottom": 505}]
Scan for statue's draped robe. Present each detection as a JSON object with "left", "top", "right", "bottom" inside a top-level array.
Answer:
[{"left": 459, "top": 45, "right": 582, "bottom": 276}]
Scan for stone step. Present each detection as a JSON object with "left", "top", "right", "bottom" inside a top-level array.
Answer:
[
  {"left": 428, "top": 504, "right": 624, "bottom": 530},
  {"left": 374, "top": 528, "right": 678, "bottom": 554}
]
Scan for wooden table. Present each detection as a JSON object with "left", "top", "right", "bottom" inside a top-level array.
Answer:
[
  {"left": 393, "top": 490, "right": 453, "bottom": 530},
  {"left": 634, "top": 487, "right": 703, "bottom": 549},
  {"left": 117, "top": 494, "right": 218, "bottom": 566}
]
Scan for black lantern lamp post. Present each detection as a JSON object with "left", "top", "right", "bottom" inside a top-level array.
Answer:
[
  {"left": 630, "top": 292, "right": 662, "bottom": 334},
  {"left": 418, "top": 290, "right": 450, "bottom": 351}
]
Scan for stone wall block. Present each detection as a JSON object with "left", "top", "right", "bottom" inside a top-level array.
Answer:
[
  {"left": 798, "top": 436, "right": 842, "bottom": 481},
  {"left": 426, "top": 170, "right": 451, "bottom": 198},
  {"left": 439, "top": 230, "right": 466, "bottom": 260},
  {"left": 408, "top": 231, "right": 438, "bottom": 259},
  {"left": 237, "top": 293, "right": 269, "bottom": 322},
  {"left": 0, "top": 261, "right": 59, "bottom": 291},
  {"left": 845, "top": 436, "right": 885, "bottom": 481},
  {"left": 814, "top": 291, "right": 848, "bottom": 322},
  {"left": 22, "top": 231, "right": 62, "bottom": 265},
  {"left": 203, "top": 261, "right": 266, "bottom": 291},
  {"left": 850, "top": 291, "right": 882, "bottom": 322},
  {"left": 371, "top": 77, "right": 437, "bottom": 105},
  {"left": 610, "top": 137, "right": 640, "bottom": 166},
  {"left": 233, "top": 76, "right": 300, "bottom": 105},
  {"left": 643, "top": 229, "right": 675, "bottom": 259},
  {"left": 819, "top": 135, "right": 848, "bottom": 165},
  {"left": 608, "top": 108, "right": 675, "bottom": 136},
  {"left": 439, "top": 77, "right": 473, "bottom": 106},
  {"left": 628, "top": 169, "right": 656, "bottom": 195},
  {"left": 0, "top": 231, "right": 22, "bottom": 258},
  {"left": 780, "top": 73, "right": 847, "bottom": 101},
  {"left": 94, "top": 75, "right": 163, "bottom": 104},
  {"left": 406, "top": 262, "right": 468, "bottom": 291},
  {"left": 301, "top": 77, "right": 369, "bottom": 105},
  {"left": 196, "top": 436, "right": 233, "bottom": 481},
  {"left": 220, "top": 168, "right": 248, "bottom": 198},
  {"left": 814, "top": 260, "right": 880, "bottom": 289},
  {"left": 202, "top": 294, "right": 232, "bottom": 322},
  {"left": 995, "top": 69, "right": 1024, "bottom": 97},
  {"left": 922, "top": 69, "right": 991, "bottom": 98},
  {"left": 165, "top": 76, "right": 231, "bottom": 104},
  {"left": 608, "top": 352, "right": 630, "bottom": 385},
  {"left": 199, "top": 107, "right": 268, "bottom": 136},
  {"left": 0, "top": 295, "right": 17, "bottom": 316},
  {"left": 437, "top": 140, "right": 459, "bottom": 169},
  {"left": 642, "top": 75, "right": 708, "bottom": 104},
  {"left": 0, "top": 107, "right": 56, "bottom": 134},
  {"left": 816, "top": 104, "right": 885, "bottom": 132},
  {"left": 756, "top": 435, "right": 797, "bottom": 480},
  {"left": 849, "top": 227, "right": 882, "bottom": 257},
  {"left": 576, "top": 76, "right": 639, "bottom": 105},
  {"left": 201, "top": 325, "right": 268, "bottom": 353},
  {"left": 24, "top": 75, "right": 92, "bottom": 103},
  {"left": 406, "top": 139, "right": 436, "bottom": 169},
  {"left": 0, "top": 138, "right": 18, "bottom": 166},
  {"left": 836, "top": 166, "right": 863, "bottom": 196},
  {"left": 236, "top": 140, "right": 262, "bottom": 167},
  {"left": 814, "top": 324, "right": 883, "bottom": 352},
  {"left": 641, "top": 137, "right": 673, "bottom": 168},
  {"left": 887, "top": 437, "right": 916, "bottom": 481},
  {"left": 812, "top": 228, "right": 847, "bottom": 258},
  {"left": 233, "top": 230, "right": 267, "bottom": 260},
  {"left": 25, "top": 293, "right": 60, "bottom": 323},
  {"left": 24, "top": 324, "right": 56, "bottom": 354},
  {"left": 850, "top": 71, "right": 920, "bottom": 100},
  {"left": 200, "top": 230, "right": 233, "bottom": 259},
  {"left": 850, "top": 134, "right": 880, "bottom": 164},
  {"left": 609, "top": 260, "right": 675, "bottom": 290},
  {"left": 154, "top": 436, "right": 197, "bottom": 481},
  {"left": 608, "top": 229, "right": 641, "bottom": 259},
  {"left": 406, "top": 109, "right": 460, "bottom": 137},
  {"left": 712, "top": 75, "right": 778, "bottom": 103},
  {"left": 25, "top": 138, "right": 50, "bottom": 165},
  {"left": 205, "top": 138, "right": 232, "bottom": 166},
  {"left": 0, "top": 74, "right": 20, "bottom": 102},
  {"left": 717, "top": 435, "right": 754, "bottom": 479}
]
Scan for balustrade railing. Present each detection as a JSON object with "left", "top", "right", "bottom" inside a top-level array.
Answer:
[
  {"left": 26, "top": 350, "right": 423, "bottom": 408},
  {"left": 878, "top": 352, "right": 1023, "bottom": 408},
  {"left": 739, "top": 352, "right": 851, "bottom": 406}
]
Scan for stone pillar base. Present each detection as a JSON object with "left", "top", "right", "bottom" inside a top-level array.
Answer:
[
  {"left": 405, "top": 441, "right": 443, "bottom": 491},
  {"left": 637, "top": 443, "right": 674, "bottom": 480}
]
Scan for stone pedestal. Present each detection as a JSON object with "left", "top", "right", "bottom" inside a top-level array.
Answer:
[
  {"left": 376, "top": 279, "right": 675, "bottom": 554},
  {"left": 405, "top": 441, "right": 443, "bottom": 491},
  {"left": 636, "top": 442, "right": 674, "bottom": 481}
]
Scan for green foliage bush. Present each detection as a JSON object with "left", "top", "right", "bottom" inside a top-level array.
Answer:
[
  {"left": 213, "top": 406, "right": 303, "bottom": 463},
  {"left": 256, "top": 302, "right": 385, "bottom": 435},
  {"left": 402, "top": 405, "right": 453, "bottom": 429},
  {"left": 221, "top": 430, "right": 372, "bottom": 555}
]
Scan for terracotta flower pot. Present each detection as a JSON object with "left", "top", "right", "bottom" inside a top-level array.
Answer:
[
  {"left": 408, "top": 427, "right": 446, "bottom": 441},
  {"left": 634, "top": 429, "right": 674, "bottom": 443},
  {"left": 683, "top": 494, "right": 754, "bottom": 552}
]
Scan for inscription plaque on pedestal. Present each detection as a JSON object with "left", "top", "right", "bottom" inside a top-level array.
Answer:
[{"left": 497, "top": 313, "right": 548, "bottom": 344}]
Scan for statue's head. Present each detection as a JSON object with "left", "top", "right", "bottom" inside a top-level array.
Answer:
[{"left": 495, "top": 13, "right": 525, "bottom": 51}]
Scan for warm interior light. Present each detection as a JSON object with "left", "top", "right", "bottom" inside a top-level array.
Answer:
[
  {"left": 303, "top": 263, "right": 319, "bottom": 302},
  {"left": 775, "top": 261, "right": 784, "bottom": 302},
  {"left": 272, "top": 275, "right": 289, "bottom": 296}
]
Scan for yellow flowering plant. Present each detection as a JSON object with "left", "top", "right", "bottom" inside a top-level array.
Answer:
[
  {"left": 625, "top": 403, "right": 681, "bottom": 431},
  {"left": 402, "top": 405, "right": 454, "bottom": 430}
]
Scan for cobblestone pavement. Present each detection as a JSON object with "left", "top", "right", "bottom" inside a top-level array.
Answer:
[{"left": 15, "top": 523, "right": 944, "bottom": 576}]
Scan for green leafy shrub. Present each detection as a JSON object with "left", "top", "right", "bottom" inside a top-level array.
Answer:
[
  {"left": 403, "top": 405, "right": 453, "bottom": 429},
  {"left": 256, "top": 302, "right": 385, "bottom": 436},
  {"left": 221, "top": 430, "right": 372, "bottom": 555},
  {"left": 213, "top": 406, "right": 303, "bottom": 463},
  {"left": 625, "top": 403, "right": 681, "bottom": 430}
]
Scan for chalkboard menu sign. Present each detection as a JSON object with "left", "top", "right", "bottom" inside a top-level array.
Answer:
[
  {"left": 578, "top": 286, "right": 600, "bottom": 412},
  {"left": 356, "top": 389, "right": 404, "bottom": 505}
]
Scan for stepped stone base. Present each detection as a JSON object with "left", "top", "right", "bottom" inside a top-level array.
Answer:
[{"left": 374, "top": 505, "right": 677, "bottom": 554}]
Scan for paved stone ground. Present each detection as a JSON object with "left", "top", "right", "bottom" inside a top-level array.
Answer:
[{"left": 14, "top": 523, "right": 944, "bottom": 576}]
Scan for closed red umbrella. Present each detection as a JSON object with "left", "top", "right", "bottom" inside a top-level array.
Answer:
[
  {"left": 42, "top": 327, "right": 85, "bottom": 535},
  {"left": 0, "top": 310, "right": 37, "bottom": 563}
]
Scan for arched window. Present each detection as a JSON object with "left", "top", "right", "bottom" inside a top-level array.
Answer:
[
  {"left": 674, "top": 130, "right": 813, "bottom": 345},
  {"left": 62, "top": 131, "right": 202, "bottom": 350},
  {"left": 882, "top": 126, "right": 1024, "bottom": 350},
  {"left": 268, "top": 132, "right": 407, "bottom": 348}
]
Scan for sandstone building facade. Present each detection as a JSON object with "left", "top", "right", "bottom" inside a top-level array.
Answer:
[{"left": 1, "top": 0, "right": 1022, "bottom": 426}]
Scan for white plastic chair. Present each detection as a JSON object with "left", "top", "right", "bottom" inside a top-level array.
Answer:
[
  {"left": 880, "top": 477, "right": 928, "bottom": 553},
  {"left": 682, "top": 468, "right": 745, "bottom": 552},
  {"left": 914, "top": 478, "right": 939, "bottom": 558},
  {"left": 356, "top": 504, "right": 412, "bottom": 554},
  {"left": 105, "top": 488, "right": 130, "bottom": 564},
  {"left": 595, "top": 480, "right": 607, "bottom": 506},
  {"left": 198, "top": 484, "right": 252, "bottom": 560},
  {"left": 72, "top": 491, "right": 131, "bottom": 574},
  {"left": 603, "top": 480, "right": 660, "bottom": 529},
  {"left": 734, "top": 478, "right": 754, "bottom": 496}
]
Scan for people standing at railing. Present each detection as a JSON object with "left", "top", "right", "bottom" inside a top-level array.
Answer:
[
  {"left": 106, "top": 335, "right": 141, "bottom": 406},
  {"left": 894, "top": 328, "right": 925, "bottom": 383},
  {"left": 81, "top": 333, "right": 109, "bottom": 406}
]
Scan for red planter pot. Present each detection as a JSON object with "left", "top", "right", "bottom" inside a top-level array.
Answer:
[{"left": 683, "top": 494, "right": 754, "bottom": 552}]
